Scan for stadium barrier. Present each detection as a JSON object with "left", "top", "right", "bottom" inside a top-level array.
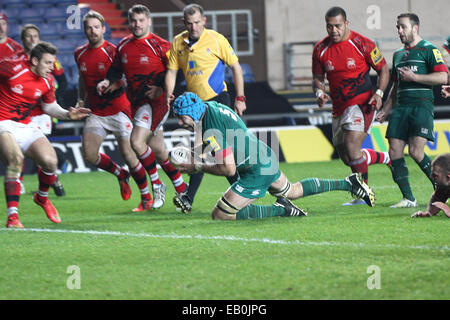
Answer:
[{"left": 1, "top": 120, "right": 449, "bottom": 175}]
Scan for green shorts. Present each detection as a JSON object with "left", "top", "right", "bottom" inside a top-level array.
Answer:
[
  {"left": 231, "top": 164, "right": 281, "bottom": 199},
  {"left": 386, "top": 104, "right": 435, "bottom": 142}
]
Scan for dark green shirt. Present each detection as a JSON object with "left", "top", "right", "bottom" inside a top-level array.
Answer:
[{"left": 392, "top": 39, "right": 447, "bottom": 108}]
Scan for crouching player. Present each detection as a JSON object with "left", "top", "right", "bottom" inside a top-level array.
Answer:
[
  {"left": 171, "top": 92, "right": 375, "bottom": 220},
  {"left": 1, "top": 42, "right": 90, "bottom": 228}
]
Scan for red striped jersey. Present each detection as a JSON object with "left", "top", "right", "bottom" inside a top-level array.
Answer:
[
  {"left": 0, "top": 38, "right": 25, "bottom": 60},
  {"left": 74, "top": 40, "right": 131, "bottom": 117},
  {"left": 112, "top": 33, "right": 170, "bottom": 108},
  {"left": 0, "top": 58, "right": 55, "bottom": 123},
  {"left": 312, "top": 31, "right": 386, "bottom": 116}
]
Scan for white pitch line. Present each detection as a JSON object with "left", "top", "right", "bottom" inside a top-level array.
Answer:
[{"left": 0, "top": 227, "right": 449, "bottom": 252}]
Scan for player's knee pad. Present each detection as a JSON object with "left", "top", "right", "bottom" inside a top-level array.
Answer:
[
  {"left": 215, "top": 196, "right": 240, "bottom": 217},
  {"left": 269, "top": 180, "right": 292, "bottom": 198}
]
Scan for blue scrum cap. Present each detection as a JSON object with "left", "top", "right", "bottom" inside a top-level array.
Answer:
[{"left": 172, "top": 92, "right": 206, "bottom": 122}]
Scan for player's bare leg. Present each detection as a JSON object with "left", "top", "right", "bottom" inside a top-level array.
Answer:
[
  {"left": 82, "top": 131, "right": 131, "bottom": 200},
  {"left": 25, "top": 137, "right": 61, "bottom": 223},
  {"left": 0, "top": 133, "right": 25, "bottom": 228}
]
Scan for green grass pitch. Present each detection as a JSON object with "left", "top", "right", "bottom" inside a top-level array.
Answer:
[{"left": 0, "top": 157, "right": 448, "bottom": 300}]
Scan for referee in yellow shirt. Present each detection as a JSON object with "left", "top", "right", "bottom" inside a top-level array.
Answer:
[{"left": 165, "top": 3, "right": 246, "bottom": 213}]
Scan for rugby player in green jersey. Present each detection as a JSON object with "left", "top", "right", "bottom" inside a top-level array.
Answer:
[
  {"left": 170, "top": 92, "right": 375, "bottom": 220},
  {"left": 376, "top": 13, "right": 448, "bottom": 208}
]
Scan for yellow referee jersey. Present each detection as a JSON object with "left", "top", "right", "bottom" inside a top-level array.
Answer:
[{"left": 168, "top": 29, "right": 239, "bottom": 101}]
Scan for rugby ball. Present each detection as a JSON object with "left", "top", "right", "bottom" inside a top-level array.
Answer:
[{"left": 169, "top": 146, "right": 191, "bottom": 166}]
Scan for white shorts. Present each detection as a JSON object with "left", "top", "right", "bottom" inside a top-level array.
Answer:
[
  {"left": 0, "top": 120, "right": 46, "bottom": 153},
  {"left": 134, "top": 103, "right": 169, "bottom": 132},
  {"left": 30, "top": 114, "right": 52, "bottom": 135},
  {"left": 84, "top": 112, "right": 133, "bottom": 139},
  {"left": 332, "top": 104, "right": 375, "bottom": 146}
]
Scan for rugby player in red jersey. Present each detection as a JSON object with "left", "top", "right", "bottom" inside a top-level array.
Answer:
[
  {"left": 21, "top": 23, "right": 68, "bottom": 196},
  {"left": 0, "top": 12, "right": 25, "bottom": 60},
  {"left": 97, "top": 4, "right": 187, "bottom": 211},
  {"left": 312, "top": 6, "right": 390, "bottom": 205},
  {"left": 0, "top": 42, "right": 90, "bottom": 228},
  {"left": 75, "top": 10, "right": 154, "bottom": 211}
]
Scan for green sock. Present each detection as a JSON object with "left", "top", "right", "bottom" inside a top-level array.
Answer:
[
  {"left": 417, "top": 154, "right": 434, "bottom": 186},
  {"left": 236, "top": 204, "right": 285, "bottom": 220},
  {"left": 391, "top": 158, "right": 415, "bottom": 201},
  {"left": 300, "top": 178, "right": 351, "bottom": 197}
]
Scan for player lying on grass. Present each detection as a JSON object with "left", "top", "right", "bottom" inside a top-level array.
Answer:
[
  {"left": 170, "top": 92, "right": 375, "bottom": 220},
  {"left": 411, "top": 153, "right": 450, "bottom": 218}
]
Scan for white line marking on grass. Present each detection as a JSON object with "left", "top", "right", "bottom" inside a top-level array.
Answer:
[{"left": 1, "top": 227, "right": 449, "bottom": 252}]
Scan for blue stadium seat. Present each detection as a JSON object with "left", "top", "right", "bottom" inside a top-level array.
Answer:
[
  {"left": 51, "top": 39, "right": 75, "bottom": 54},
  {"left": 57, "top": 53, "right": 76, "bottom": 69},
  {"left": 19, "top": 8, "right": 45, "bottom": 24},
  {"left": 7, "top": 23, "right": 21, "bottom": 39},
  {"left": 1, "top": 9, "right": 19, "bottom": 24},
  {"left": 45, "top": 7, "right": 67, "bottom": 23},
  {"left": 54, "top": 0, "right": 77, "bottom": 8},
  {"left": 27, "top": 0, "right": 55, "bottom": 9},
  {"left": 37, "top": 23, "right": 60, "bottom": 40},
  {"left": 65, "top": 64, "right": 79, "bottom": 90},
  {"left": 3, "top": 0, "right": 28, "bottom": 9}
]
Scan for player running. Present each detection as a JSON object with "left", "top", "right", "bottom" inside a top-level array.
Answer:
[
  {"left": 312, "top": 6, "right": 390, "bottom": 206},
  {"left": 75, "top": 10, "right": 156, "bottom": 211},
  {"left": 171, "top": 92, "right": 375, "bottom": 220},
  {"left": 97, "top": 4, "right": 187, "bottom": 211},
  {"left": 1, "top": 42, "right": 90, "bottom": 228}
]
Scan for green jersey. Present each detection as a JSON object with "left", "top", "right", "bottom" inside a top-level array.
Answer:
[
  {"left": 391, "top": 39, "right": 448, "bottom": 108},
  {"left": 201, "top": 101, "right": 278, "bottom": 174}
]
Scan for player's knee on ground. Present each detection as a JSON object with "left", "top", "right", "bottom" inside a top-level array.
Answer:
[{"left": 212, "top": 196, "right": 240, "bottom": 220}]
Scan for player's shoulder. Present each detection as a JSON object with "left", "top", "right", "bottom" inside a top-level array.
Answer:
[
  {"left": 102, "top": 40, "right": 117, "bottom": 55},
  {"left": 350, "top": 31, "right": 376, "bottom": 49},
  {"left": 74, "top": 43, "right": 89, "bottom": 55},
  {"left": 313, "top": 36, "right": 331, "bottom": 54},
  {"left": 203, "top": 29, "right": 229, "bottom": 43},
  {"left": 419, "top": 39, "right": 439, "bottom": 51},
  {"left": 0, "top": 57, "right": 27, "bottom": 73},
  {"left": 7, "top": 37, "right": 24, "bottom": 50},
  {"left": 150, "top": 33, "right": 170, "bottom": 45},
  {"left": 116, "top": 34, "right": 134, "bottom": 51}
]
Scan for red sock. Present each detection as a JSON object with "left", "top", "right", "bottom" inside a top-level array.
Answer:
[
  {"left": 362, "top": 148, "right": 391, "bottom": 165},
  {"left": 5, "top": 178, "right": 20, "bottom": 216},
  {"left": 350, "top": 156, "right": 369, "bottom": 183},
  {"left": 160, "top": 158, "right": 187, "bottom": 194},
  {"left": 130, "top": 162, "right": 152, "bottom": 200},
  {"left": 138, "top": 146, "right": 162, "bottom": 185},
  {"left": 96, "top": 153, "right": 126, "bottom": 179},
  {"left": 37, "top": 168, "right": 57, "bottom": 201}
]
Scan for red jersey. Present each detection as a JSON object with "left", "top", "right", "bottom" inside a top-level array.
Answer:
[
  {"left": 112, "top": 33, "right": 170, "bottom": 109},
  {"left": 0, "top": 59, "right": 55, "bottom": 123},
  {"left": 312, "top": 31, "right": 386, "bottom": 116},
  {"left": 0, "top": 38, "right": 25, "bottom": 60},
  {"left": 29, "top": 58, "right": 65, "bottom": 117},
  {"left": 75, "top": 40, "right": 130, "bottom": 117}
]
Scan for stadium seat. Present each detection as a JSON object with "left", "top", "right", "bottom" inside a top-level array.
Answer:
[
  {"left": 57, "top": 53, "right": 76, "bottom": 69},
  {"left": 1, "top": 9, "right": 19, "bottom": 24},
  {"left": 7, "top": 23, "right": 21, "bottom": 39},
  {"left": 19, "top": 8, "right": 45, "bottom": 24},
  {"left": 54, "top": 0, "right": 77, "bottom": 8},
  {"left": 3, "top": 0, "right": 28, "bottom": 9},
  {"left": 45, "top": 7, "right": 68, "bottom": 23},
  {"left": 36, "top": 23, "right": 60, "bottom": 40},
  {"left": 51, "top": 39, "right": 75, "bottom": 54},
  {"left": 27, "top": 0, "right": 55, "bottom": 9}
]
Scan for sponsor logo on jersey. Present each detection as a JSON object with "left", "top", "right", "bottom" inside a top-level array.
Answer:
[
  {"left": 34, "top": 89, "right": 42, "bottom": 98},
  {"left": 408, "top": 65, "right": 418, "bottom": 72},
  {"left": 235, "top": 185, "right": 244, "bottom": 193},
  {"left": 206, "top": 48, "right": 211, "bottom": 55},
  {"left": 347, "top": 58, "right": 356, "bottom": 69},
  {"left": 80, "top": 62, "right": 87, "bottom": 72},
  {"left": 140, "top": 55, "right": 149, "bottom": 64},
  {"left": 251, "top": 189, "right": 260, "bottom": 196},
  {"left": 432, "top": 49, "right": 444, "bottom": 64},
  {"left": 98, "top": 63, "right": 105, "bottom": 71},
  {"left": 325, "top": 60, "right": 334, "bottom": 71},
  {"left": 11, "top": 84, "right": 23, "bottom": 94},
  {"left": 353, "top": 117, "right": 362, "bottom": 125},
  {"left": 13, "top": 64, "right": 23, "bottom": 72},
  {"left": 421, "top": 127, "right": 429, "bottom": 135},
  {"left": 370, "top": 47, "right": 383, "bottom": 65},
  {"left": 204, "top": 135, "right": 221, "bottom": 154},
  {"left": 188, "top": 60, "right": 197, "bottom": 69}
]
